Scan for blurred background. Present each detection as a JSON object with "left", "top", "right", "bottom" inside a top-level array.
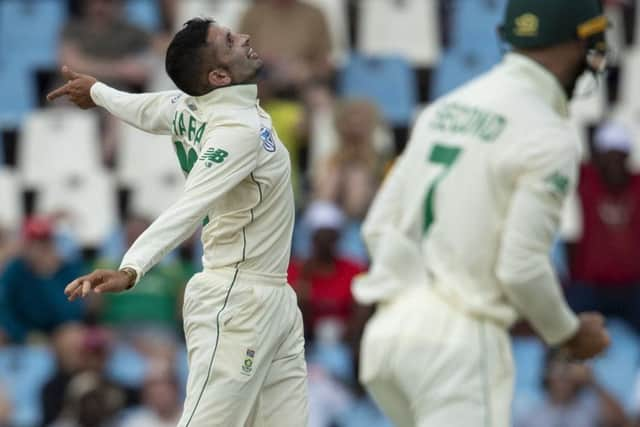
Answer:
[{"left": 0, "top": 0, "right": 639, "bottom": 426}]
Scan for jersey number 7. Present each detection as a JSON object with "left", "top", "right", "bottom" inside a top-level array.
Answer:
[{"left": 423, "top": 143, "right": 462, "bottom": 234}]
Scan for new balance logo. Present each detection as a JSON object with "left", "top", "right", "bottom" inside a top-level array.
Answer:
[{"left": 200, "top": 148, "right": 229, "bottom": 167}]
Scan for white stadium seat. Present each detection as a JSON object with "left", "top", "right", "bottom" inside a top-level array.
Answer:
[
  {"left": 357, "top": 0, "right": 441, "bottom": 67},
  {"left": 568, "top": 73, "right": 607, "bottom": 160},
  {"left": 618, "top": 47, "right": 640, "bottom": 111},
  {"left": 0, "top": 167, "right": 21, "bottom": 231},
  {"left": 116, "top": 122, "right": 184, "bottom": 218},
  {"left": 175, "top": 0, "right": 250, "bottom": 30},
  {"left": 19, "top": 109, "right": 101, "bottom": 187},
  {"left": 36, "top": 171, "right": 117, "bottom": 247}
]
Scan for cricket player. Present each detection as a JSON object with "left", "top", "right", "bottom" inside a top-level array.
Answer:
[
  {"left": 47, "top": 18, "right": 307, "bottom": 427},
  {"left": 353, "top": 1, "right": 611, "bottom": 426}
]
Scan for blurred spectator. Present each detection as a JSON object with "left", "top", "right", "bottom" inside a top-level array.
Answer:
[
  {"left": 288, "top": 201, "right": 365, "bottom": 340},
  {"left": 59, "top": 0, "right": 152, "bottom": 91},
  {"left": 48, "top": 371, "right": 124, "bottom": 427},
  {"left": 41, "top": 323, "right": 89, "bottom": 426},
  {"left": 0, "top": 217, "right": 86, "bottom": 344},
  {"left": 239, "top": 0, "right": 333, "bottom": 98},
  {"left": 43, "top": 324, "right": 134, "bottom": 427},
  {"left": 94, "top": 215, "right": 192, "bottom": 339},
  {"left": 313, "top": 99, "right": 387, "bottom": 220},
  {"left": 0, "top": 227, "right": 20, "bottom": 276},
  {"left": 119, "top": 363, "right": 181, "bottom": 427},
  {"left": 0, "top": 387, "right": 12, "bottom": 427},
  {"left": 565, "top": 122, "right": 640, "bottom": 333},
  {"left": 516, "top": 351, "right": 628, "bottom": 427}
]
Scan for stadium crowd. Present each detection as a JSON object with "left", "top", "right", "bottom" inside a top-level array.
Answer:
[{"left": 1, "top": 0, "right": 640, "bottom": 426}]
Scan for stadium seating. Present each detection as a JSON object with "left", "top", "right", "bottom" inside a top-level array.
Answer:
[
  {"left": 568, "top": 74, "right": 608, "bottom": 157},
  {"left": 116, "top": 122, "right": 184, "bottom": 218},
  {"left": 18, "top": 109, "right": 101, "bottom": 188},
  {"left": 302, "top": 0, "right": 350, "bottom": 66},
  {"left": 511, "top": 336, "right": 546, "bottom": 421},
  {"left": 339, "top": 54, "right": 417, "bottom": 127},
  {"left": 431, "top": 0, "right": 506, "bottom": 99},
  {"left": 357, "top": 0, "right": 441, "bottom": 68},
  {"left": 37, "top": 170, "right": 117, "bottom": 247},
  {"left": 618, "top": 47, "right": 640, "bottom": 111},
  {"left": 125, "top": 0, "right": 161, "bottom": 32},
  {"left": 0, "top": 63, "right": 37, "bottom": 129},
  {"left": 0, "top": 168, "right": 20, "bottom": 232},
  {"left": 592, "top": 318, "right": 640, "bottom": 411},
  {"left": 175, "top": 0, "right": 251, "bottom": 30},
  {"left": 0, "top": 345, "right": 55, "bottom": 427},
  {"left": 0, "top": 0, "right": 66, "bottom": 69}
]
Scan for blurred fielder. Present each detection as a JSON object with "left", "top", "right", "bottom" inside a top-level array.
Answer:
[
  {"left": 353, "top": 1, "right": 611, "bottom": 426},
  {"left": 48, "top": 18, "right": 307, "bottom": 427}
]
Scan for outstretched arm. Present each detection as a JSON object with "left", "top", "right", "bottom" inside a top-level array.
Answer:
[
  {"left": 64, "top": 125, "right": 259, "bottom": 300},
  {"left": 47, "top": 66, "right": 181, "bottom": 135}
]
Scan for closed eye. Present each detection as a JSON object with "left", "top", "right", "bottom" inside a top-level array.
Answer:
[{"left": 226, "top": 32, "right": 232, "bottom": 48}]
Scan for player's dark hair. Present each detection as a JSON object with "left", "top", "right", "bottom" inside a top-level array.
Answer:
[{"left": 165, "top": 18, "right": 216, "bottom": 96}]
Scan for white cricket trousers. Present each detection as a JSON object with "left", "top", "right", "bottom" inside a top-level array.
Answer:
[
  {"left": 359, "top": 285, "right": 514, "bottom": 427},
  {"left": 177, "top": 267, "right": 309, "bottom": 427}
]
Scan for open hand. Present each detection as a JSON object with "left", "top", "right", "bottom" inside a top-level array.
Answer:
[
  {"left": 47, "top": 65, "right": 98, "bottom": 109},
  {"left": 65, "top": 269, "right": 135, "bottom": 301}
]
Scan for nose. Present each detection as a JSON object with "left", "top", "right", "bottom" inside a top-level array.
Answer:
[{"left": 241, "top": 33, "right": 251, "bottom": 46}]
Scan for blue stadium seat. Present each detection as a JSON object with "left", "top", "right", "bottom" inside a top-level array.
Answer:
[
  {"left": 0, "top": 345, "right": 55, "bottom": 427},
  {"left": 338, "top": 54, "right": 417, "bottom": 127},
  {"left": 308, "top": 341, "right": 354, "bottom": 385},
  {"left": 0, "top": 0, "right": 67, "bottom": 69},
  {"left": 592, "top": 318, "right": 640, "bottom": 411},
  {"left": 338, "top": 220, "right": 368, "bottom": 265},
  {"left": 511, "top": 336, "right": 545, "bottom": 421},
  {"left": 431, "top": 0, "right": 507, "bottom": 99},
  {"left": 106, "top": 341, "right": 147, "bottom": 388},
  {"left": 125, "top": 0, "right": 161, "bottom": 32},
  {"left": 0, "top": 62, "right": 36, "bottom": 128}
]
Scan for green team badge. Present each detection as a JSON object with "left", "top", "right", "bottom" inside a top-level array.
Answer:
[
  {"left": 241, "top": 349, "right": 255, "bottom": 376},
  {"left": 545, "top": 171, "right": 569, "bottom": 197},
  {"left": 200, "top": 148, "right": 229, "bottom": 168}
]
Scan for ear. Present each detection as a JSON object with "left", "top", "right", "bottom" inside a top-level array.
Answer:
[{"left": 208, "top": 68, "right": 231, "bottom": 87}]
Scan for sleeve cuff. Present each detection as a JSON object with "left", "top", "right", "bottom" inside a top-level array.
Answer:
[
  {"left": 118, "top": 263, "right": 144, "bottom": 289},
  {"left": 542, "top": 308, "right": 580, "bottom": 347},
  {"left": 89, "top": 82, "right": 110, "bottom": 107}
]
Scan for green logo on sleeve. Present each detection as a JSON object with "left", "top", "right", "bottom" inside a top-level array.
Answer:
[
  {"left": 200, "top": 148, "right": 229, "bottom": 167},
  {"left": 545, "top": 171, "right": 569, "bottom": 196}
]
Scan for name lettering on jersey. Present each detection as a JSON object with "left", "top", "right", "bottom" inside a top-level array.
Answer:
[
  {"left": 172, "top": 111, "right": 206, "bottom": 145},
  {"left": 200, "top": 148, "right": 229, "bottom": 168},
  {"left": 174, "top": 142, "right": 198, "bottom": 174},
  {"left": 430, "top": 103, "right": 507, "bottom": 142}
]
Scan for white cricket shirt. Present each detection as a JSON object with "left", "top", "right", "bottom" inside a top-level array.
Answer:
[
  {"left": 353, "top": 53, "right": 581, "bottom": 345},
  {"left": 90, "top": 83, "right": 295, "bottom": 284}
]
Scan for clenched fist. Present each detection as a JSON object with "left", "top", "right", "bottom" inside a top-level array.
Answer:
[
  {"left": 562, "top": 312, "right": 610, "bottom": 361},
  {"left": 47, "top": 65, "right": 97, "bottom": 109}
]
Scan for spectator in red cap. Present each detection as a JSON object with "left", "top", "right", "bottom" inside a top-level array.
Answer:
[{"left": 0, "top": 216, "right": 87, "bottom": 343}]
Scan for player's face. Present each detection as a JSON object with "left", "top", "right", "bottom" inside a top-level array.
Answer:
[{"left": 207, "top": 25, "right": 263, "bottom": 87}]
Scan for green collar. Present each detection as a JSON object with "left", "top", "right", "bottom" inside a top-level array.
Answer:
[{"left": 503, "top": 53, "right": 569, "bottom": 118}]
